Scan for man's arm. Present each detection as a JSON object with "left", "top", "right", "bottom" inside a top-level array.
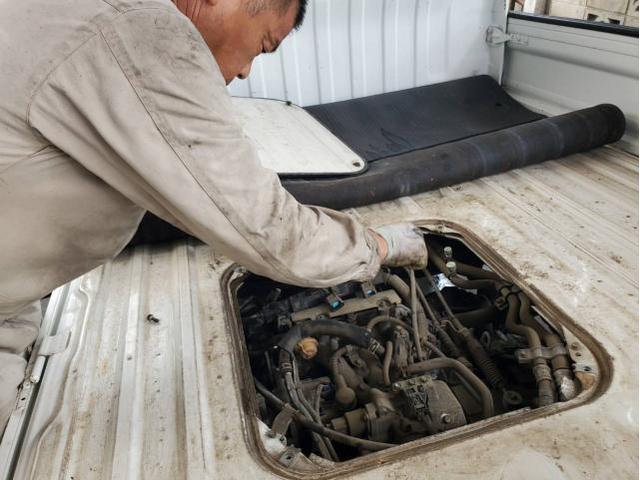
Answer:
[{"left": 29, "top": 6, "right": 384, "bottom": 287}]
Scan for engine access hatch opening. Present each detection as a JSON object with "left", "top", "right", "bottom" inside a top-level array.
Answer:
[{"left": 225, "top": 225, "right": 608, "bottom": 475}]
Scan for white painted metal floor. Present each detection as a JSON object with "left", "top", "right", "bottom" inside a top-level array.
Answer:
[{"left": 8, "top": 146, "right": 638, "bottom": 479}]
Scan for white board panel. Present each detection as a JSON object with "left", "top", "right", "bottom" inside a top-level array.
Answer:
[
  {"left": 231, "top": 97, "right": 364, "bottom": 174},
  {"left": 229, "top": 0, "right": 507, "bottom": 106}
]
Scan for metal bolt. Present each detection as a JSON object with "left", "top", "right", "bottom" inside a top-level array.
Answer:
[
  {"left": 443, "top": 246, "right": 453, "bottom": 260},
  {"left": 441, "top": 413, "right": 452, "bottom": 424},
  {"left": 446, "top": 261, "right": 457, "bottom": 275},
  {"left": 570, "top": 342, "right": 580, "bottom": 350}
]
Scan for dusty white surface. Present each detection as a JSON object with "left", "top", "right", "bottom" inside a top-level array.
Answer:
[
  {"left": 10, "top": 147, "right": 638, "bottom": 479},
  {"left": 231, "top": 97, "right": 363, "bottom": 175}
]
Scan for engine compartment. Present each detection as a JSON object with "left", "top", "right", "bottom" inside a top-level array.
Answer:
[{"left": 233, "top": 230, "right": 590, "bottom": 470}]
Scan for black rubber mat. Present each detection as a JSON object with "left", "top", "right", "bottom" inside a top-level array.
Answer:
[{"left": 305, "top": 75, "right": 544, "bottom": 163}]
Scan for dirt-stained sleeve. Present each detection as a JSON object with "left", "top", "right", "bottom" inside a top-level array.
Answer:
[{"left": 27, "top": 6, "right": 380, "bottom": 287}]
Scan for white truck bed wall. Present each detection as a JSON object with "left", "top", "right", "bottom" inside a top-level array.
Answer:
[
  {"left": 228, "top": 0, "right": 507, "bottom": 106},
  {"left": 503, "top": 16, "right": 639, "bottom": 154}
]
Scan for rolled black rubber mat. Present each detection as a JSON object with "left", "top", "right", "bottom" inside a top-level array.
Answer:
[{"left": 283, "top": 104, "right": 625, "bottom": 210}]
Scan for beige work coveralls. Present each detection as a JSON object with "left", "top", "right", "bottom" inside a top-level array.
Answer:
[{"left": 0, "top": 0, "right": 380, "bottom": 432}]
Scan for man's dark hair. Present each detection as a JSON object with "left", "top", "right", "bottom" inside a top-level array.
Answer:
[
  {"left": 292, "top": 0, "right": 308, "bottom": 29},
  {"left": 246, "top": 0, "right": 309, "bottom": 29}
]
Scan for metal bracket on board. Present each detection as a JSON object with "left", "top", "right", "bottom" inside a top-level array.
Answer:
[{"left": 486, "top": 26, "right": 530, "bottom": 46}]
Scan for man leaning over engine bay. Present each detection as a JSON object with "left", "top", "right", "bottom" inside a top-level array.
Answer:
[{"left": 0, "top": 0, "right": 428, "bottom": 433}]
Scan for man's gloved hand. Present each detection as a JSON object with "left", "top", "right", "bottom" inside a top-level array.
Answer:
[{"left": 371, "top": 223, "right": 428, "bottom": 269}]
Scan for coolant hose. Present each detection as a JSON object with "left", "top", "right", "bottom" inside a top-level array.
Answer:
[
  {"left": 381, "top": 273, "right": 430, "bottom": 342},
  {"left": 278, "top": 319, "right": 384, "bottom": 356},
  {"left": 517, "top": 293, "right": 576, "bottom": 401},
  {"left": 406, "top": 358, "right": 494, "bottom": 418},
  {"left": 456, "top": 304, "right": 500, "bottom": 329},
  {"left": 422, "top": 268, "right": 505, "bottom": 387},
  {"left": 383, "top": 273, "right": 467, "bottom": 363},
  {"left": 502, "top": 288, "right": 555, "bottom": 406},
  {"left": 382, "top": 341, "right": 393, "bottom": 386},
  {"left": 329, "top": 346, "right": 360, "bottom": 407},
  {"left": 366, "top": 315, "right": 417, "bottom": 338}
]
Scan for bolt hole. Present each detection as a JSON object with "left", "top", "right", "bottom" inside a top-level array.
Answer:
[{"left": 583, "top": 366, "right": 592, "bottom": 372}]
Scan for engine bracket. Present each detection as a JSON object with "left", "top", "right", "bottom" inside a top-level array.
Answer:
[{"left": 515, "top": 344, "right": 569, "bottom": 363}]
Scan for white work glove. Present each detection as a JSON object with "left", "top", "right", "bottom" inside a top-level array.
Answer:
[{"left": 373, "top": 223, "right": 428, "bottom": 269}]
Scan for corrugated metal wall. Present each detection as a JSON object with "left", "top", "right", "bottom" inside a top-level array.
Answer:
[{"left": 229, "top": 0, "right": 507, "bottom": 106}]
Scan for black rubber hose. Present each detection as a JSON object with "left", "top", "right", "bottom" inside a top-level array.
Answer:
[
  {"left": 518, "top": 293, "right": 576, "bottom": 401},
  {"left": 500, "top": 288, "right": 554, "bottom": 406},
  {"left": 384, "top": 273, "right": 464, "bottom": 364},
  {"left": 433, "top": 324, "right": 464, "bottom": 359},
  {"left": 422, "top": 269, "right": 506, "bottom": 389},
  {"left": 278, "top": 319, "right": 384, "bottom": 355},
  {"left": 428, "top": 249, "right": 504, "bottom": 291},
  {"left": 408, "top": 269, "right": 426, "bottom": 360},
  {"left": 382, "top": 273, "right": 430, "bottom": 342},
  {"left": 456, "top": 304, "right": 500, "bottom": 329},
  {"left": 366, "top": 315, "right": 417, "bottom": 338},
  {"left": 461, "top": 329, "right": 506, "bottom": 390},
  {"left": 283, "top": 104, "right": 625, "bottom": 209},
  {"left": 426, "top": 238, "right": 502, "bottom": 281},
  {"left": 518, "top": 294, "right": 570, "bottom": 370},
  {"left": 382, "top": 340, "right": 393, "bottom": 386},
  {"left": 329, "top": 346, "right": 359, "bottom": 408},
  {"left": 406, "top": 358, "right": 495, "bottom": 418},
  {"left": 254, "top": 379, "right": 396, "bottom": 451}
]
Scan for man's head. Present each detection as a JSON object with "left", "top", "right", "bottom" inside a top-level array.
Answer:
[{"left": 174, "top": 0, "right": 308, "bottom": 84}]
